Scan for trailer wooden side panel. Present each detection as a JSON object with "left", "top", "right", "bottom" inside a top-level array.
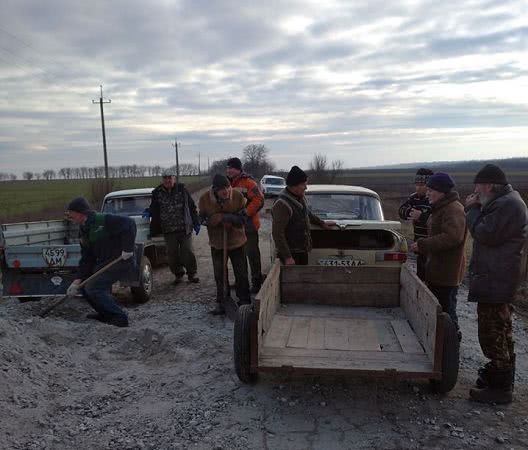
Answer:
[
  {"left": 255, "top": 259, "right": 282, "bottom": 353},
  {"left": 399, "top": 265, "right": 441, "bottom": 365}
]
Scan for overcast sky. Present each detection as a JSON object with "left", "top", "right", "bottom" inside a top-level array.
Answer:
[{"left": 0, "top": 0, "right": 527, "bottom": 175}]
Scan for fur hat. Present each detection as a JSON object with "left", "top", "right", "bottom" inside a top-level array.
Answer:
[
  {"left": 286, "top": 166, "right": 308, "bottom": 186},
  {"left": 66, "top": 197, "right": 91, "bottom": 214},
  {"left": 426, "top": 172, "right": 455, "bottom": 193},
  {"left": 226, "top": 157, "right": 243, "bottom": 171},
  {"left": 212, "top": 174, "right": 231, "bottom": 191},
  {"left": 473, "top": 164, "right": 507, "bottom": 185}
]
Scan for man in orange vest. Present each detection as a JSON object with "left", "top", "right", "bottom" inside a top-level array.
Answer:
[{"left": 226, "top": 157, "right": 265, "bottom": 293}]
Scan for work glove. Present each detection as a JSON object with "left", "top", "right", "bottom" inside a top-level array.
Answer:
[
  {"left": 193, "top": 224, "right": 201, "bottom": 235},
  {"left": 142, "top": 208, "right": 151, "bottom": 219},
  {"left": 67, "top": 280, "right": 81, "bottom": 297},
  {"left": 121, "top": 250, "right": 134, "bottom": 260}
]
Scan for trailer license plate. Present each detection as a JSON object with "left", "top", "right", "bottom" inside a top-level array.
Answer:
[
  {"left": 318, "top": 259, "right": 365, "bottom": 267},
  {"left": 42, "top": 247, "right": 67, "bottom": 267}
]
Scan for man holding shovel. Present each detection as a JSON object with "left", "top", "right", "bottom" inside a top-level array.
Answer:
[
  {"left": 65, "top": 197, "right": 136, "bottom": 327},
  {"left": 199, "top": 174, "right": 251, "bottom": 315}
]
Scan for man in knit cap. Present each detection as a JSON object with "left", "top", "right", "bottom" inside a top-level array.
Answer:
[
  {"left": 465, "top": 164, "right": 528, "bottom": 404},
  {"left": 226, "top": 157, "right": 265, "bottom": 293},
  {"left": 199, "top": 174, "right": 251, "bottom": 315},
  {"left": 65, "top": 197, "right": 136, "bottom": 327},
  {"left": 410, "top": 172, "right": 467, "bottom": 338},
  {"left": 272, "top": 166, "right": 333, "bottom": 265},
  {"left": 399, "top": 168, "right": 434, "bottom": 280}
]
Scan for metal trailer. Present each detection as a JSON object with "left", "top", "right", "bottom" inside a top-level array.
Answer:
[
  {"left": 233, "top": 261, "right": 460, "bottom": 393},
  {"left": 0, "top": 217, "right": 156, "bottom": 303}
]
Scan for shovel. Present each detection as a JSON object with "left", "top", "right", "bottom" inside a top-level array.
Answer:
[
  {"left": 221, "top": 225, "right": 239, "bottom": 321},
  {"left": 39, "top": 255, "right": 124, "bottom": 317}
]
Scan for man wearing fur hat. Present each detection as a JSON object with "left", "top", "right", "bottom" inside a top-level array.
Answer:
[
  {"left": 65, "top": 197, "right": 136, "bottom": 327},
  {"left": 399, "top": 168, "right": 434, "bottom": 280},
  {"left": 272, "top": 166, "right": 333, "bottom": 265},
  {"left": 199, "top": 174, "right": 251, "bottom": 315},
  {"left": 226, "top": 157, "right": 265, "bottom": 293},
  {"left": 465, "top": 164, "right": 528, "bottom": 404},
  {"left": 410, "top": 173, "right": 467, "bottom": 338}
]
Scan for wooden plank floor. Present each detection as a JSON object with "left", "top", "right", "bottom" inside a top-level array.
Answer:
[{"left": 260, "top": 304, "right": 431, "bottom": 373}]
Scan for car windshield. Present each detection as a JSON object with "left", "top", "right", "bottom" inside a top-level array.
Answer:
[
  {"left": 264, "top": 178, "right": 285, "bottom": 186},
  {"left": 305, "top": 193, "right": 383, "bottom": 220},
  {"left": 102, "top": 196, "right": 151, "bottom": 216}
]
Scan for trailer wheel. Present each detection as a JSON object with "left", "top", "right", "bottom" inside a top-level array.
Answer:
[
  {"left": 234, "top": 304, "right": 258, "bottom": 383},
  {"left": 430, "top": 313, "right": 460, "bottom": 394},
  {"left": 131, "top": 256, "right": 153, "bottom": 304}
]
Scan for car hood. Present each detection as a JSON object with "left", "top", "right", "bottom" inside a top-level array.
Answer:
[{"left": 313, "top": 220, "right": 402, "bottom": 231}]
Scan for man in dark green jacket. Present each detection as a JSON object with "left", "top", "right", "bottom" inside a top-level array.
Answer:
[
  {"left": 271, "top": 166, "right": 332, "bottom": 265},
  {"left": 66, "top": 197, "right": 136, "bottom": 327},
  {"left": 465, "top": 164, "right": 528, "bottom": 405}
]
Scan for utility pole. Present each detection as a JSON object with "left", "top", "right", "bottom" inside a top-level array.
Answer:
[
  {"left": 207, "top": 156, "right": 210, "bottom": 174},
  {"left": 92, "top": 85, "right": 111, "bottom": 182},
  {"left": 198, "top": 152, "right": 201, "bottom": 175},
  {"left": 172, "top": 138, "right": 180, "bottom": 185}
]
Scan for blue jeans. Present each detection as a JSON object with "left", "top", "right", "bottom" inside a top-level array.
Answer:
[
  {"left": 82, "top": 264, "right": 129, "bottom": 321},
  {"left": 429, "top": 284, "right": 459, "bottom": 328}
]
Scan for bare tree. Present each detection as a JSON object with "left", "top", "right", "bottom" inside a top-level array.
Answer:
[
  {"left": 22, "top": 171, "right": 34, "bottom": 181},
  {"left": 242, "top": 144, "right": 275, "bottom": 178},
  {"left": 309, "top": 153, "right": 328, "bottom": 183},
  {"left": 209, "top": 158, "right": 231, "bottom": 176},
  {"left": 330, "top": 159, "right": 344, "bottom": 183},
  {"left": 42, "top": 169, "right": 56, "bottom": 180}
]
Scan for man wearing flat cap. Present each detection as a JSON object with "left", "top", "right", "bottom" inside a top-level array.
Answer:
[
  {"left": 465, "top": 164, "right": 528, "bottom": 404},
  {"left": 410, "top": 172, "right": 467, "bottom": 339},
  {"left": 399, "top": 168, "right": 434, "bottom": 280},
  {"left": 199, "top": 174, "right": 251, "bottom": 315},
  {"left": 148, "top": 169, "right": 201, "bottom": 285},
  {"left": 65, "top": 197, "right": 136, "bottom": 327},
  {"left": 272, "top": 166, "right": 332, "bottom": 265}
]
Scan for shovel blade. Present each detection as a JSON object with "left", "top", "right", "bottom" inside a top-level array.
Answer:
[{"left": 222, "top": 295, "right": 239, "bottom": 321}]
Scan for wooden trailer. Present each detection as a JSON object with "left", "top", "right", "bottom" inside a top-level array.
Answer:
[{"left": 233, "top": 261, "right": 460, "bottom": 393}]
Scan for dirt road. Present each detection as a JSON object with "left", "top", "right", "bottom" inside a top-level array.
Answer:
[{"left": 1, "top": 201, "right": 528, "bottom": 449}]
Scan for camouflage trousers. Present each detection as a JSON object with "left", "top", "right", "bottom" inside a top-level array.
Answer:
[{"left": 477, "top": 303, "right": 514, "bottom": 370}]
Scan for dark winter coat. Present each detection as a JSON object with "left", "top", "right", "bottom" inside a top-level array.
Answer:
[
  {"left": 78, "top": 211, "right": 137, "bottom": 280},
  {"left": 149, "top": 183, "right": 199, "bottom": 237},
  {"left": 399, "top": 193, "right": 432, "bottom": 239},
  {"left": 416, "top": 191, "right": 467, "bottom": 287},
  {"left": 466, "top": 185, "right": 528, "bottom": 303},
  {"left": 271, "top": 188, "right": 325, "bottom": 260}
]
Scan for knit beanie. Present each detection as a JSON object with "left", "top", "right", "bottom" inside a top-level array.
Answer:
[
  {"left": 212, "top": 174, "right": 231, "bottom": 191},
  {"left": 426, "top": 172, "right": 455, "bottom": 194},
  {"left": 66, "top": 197, "right": 91, "bottom": 214},
  {"left": 473, "top": 164, "right": 508, "bottom": 185},
  {"left": 226, "top": 157, "right": 243, "bottom": 171},
  {"left": 286, "top": 166, "right": 308, "bottom": 186},
  {"left": 414, "top": 168, "right": 434, "bottom": 184}
]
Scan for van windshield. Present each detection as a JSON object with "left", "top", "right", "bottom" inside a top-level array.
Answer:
[
  {"left": 264, "top": 178, "right": 285, "bottom": 186},
  {"left": 305, "top": 193, "right": 383, "bottom": 220},
  {"left": 102, "top": 196, "right": 151, "bottom": 216}
]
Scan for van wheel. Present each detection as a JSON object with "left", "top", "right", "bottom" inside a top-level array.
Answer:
[
  {"left": 430, "top": 313, "right": 460, "bottom": 393},
  {"left": 234, "top": 304, "right": 258, "bottom": 383},
  {"left": 131, "top": 256, "right": 153, "bottom": 303}
]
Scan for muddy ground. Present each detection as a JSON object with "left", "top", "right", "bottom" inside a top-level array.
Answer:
[{"left": 1, "top": 197, "right": 528, "bottom": 450}]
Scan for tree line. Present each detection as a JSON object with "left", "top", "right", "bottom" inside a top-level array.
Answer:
[{"left": 3, "top": 144, "right": 345, "bottom": 182}]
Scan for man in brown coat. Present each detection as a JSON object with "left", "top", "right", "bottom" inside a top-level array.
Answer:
[
  {"left": 410, "top": 172, "right": 467, "bottom": 338},
  {"left": 199, "top": 174, "right": 250, "bottom": 315}
]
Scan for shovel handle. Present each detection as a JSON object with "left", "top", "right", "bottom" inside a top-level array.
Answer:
[{"left": 39, "top": 255, "right": 124, "bottom": 317}]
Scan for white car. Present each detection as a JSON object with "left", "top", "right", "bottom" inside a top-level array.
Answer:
[
  {"left": 305, "top": 185, "right": 408, "bottom": 267},
  {"left": 260, "top": 175, "right": 286, "bottom": 198}
]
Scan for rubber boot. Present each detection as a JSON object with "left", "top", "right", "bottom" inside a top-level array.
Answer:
[
  {"left": 209, "top": 301, "right": 225, "bottom": 315},
  {"left": 475, "top": 362, "right": 493, "bottom": 388},
  {"left": 469, "top": 368, "right": 513, "bottom": 405}
]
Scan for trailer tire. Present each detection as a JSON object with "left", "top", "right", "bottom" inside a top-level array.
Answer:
[
  {"left": 430, "top": 313, "right": 460, "bottom": 394},
  {"left": 130, "top": 256, "right": 153, "bottom": 304},
  {"left": 234, "top": 304, "right": 258, "bottom": 383}
]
